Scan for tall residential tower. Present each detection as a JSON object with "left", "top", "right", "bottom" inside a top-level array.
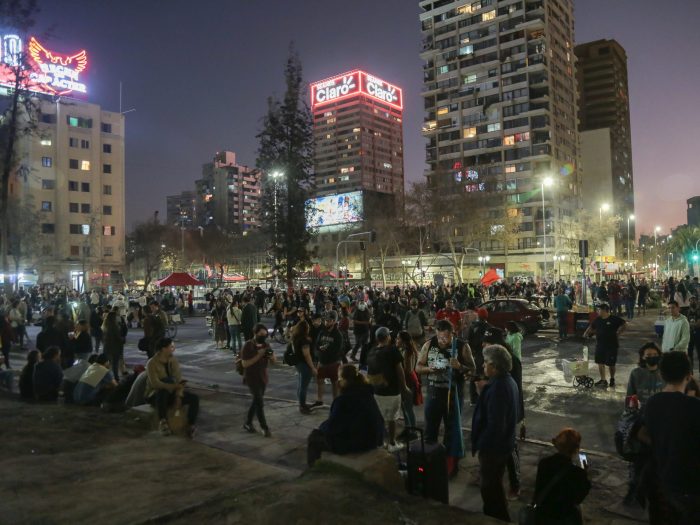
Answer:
[{"left": 419, "top": 0, "right": 581, "bottom": 279}]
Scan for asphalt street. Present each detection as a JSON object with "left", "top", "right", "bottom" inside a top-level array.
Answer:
[{"left": 20, "top": 309, "right": 661, "bottom": 455}]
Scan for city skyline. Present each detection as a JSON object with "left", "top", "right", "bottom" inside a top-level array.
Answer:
[{"left": 33, "top": 0, "right": 700, "bottom": 236}]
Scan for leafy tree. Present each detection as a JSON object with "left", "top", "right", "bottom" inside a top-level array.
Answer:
[
  {"left": 6, "top": 196, "right": 39, "bottom": 290},
  {"left": 667, "top": 226, "right": 700, "bottom": 275},
  {"left": 256, "top": 46, "right": 314, "bottom": 286}
]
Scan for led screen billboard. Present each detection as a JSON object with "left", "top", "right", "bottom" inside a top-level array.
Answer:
[{"left": 306, "top": 191, "right": 363, "bottom": 228}]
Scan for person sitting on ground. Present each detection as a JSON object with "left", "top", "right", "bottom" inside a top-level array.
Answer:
[
  {"left": 33, "top": 346, "right": 63, "bottom": 402},
  {"left": 19, "top": 350, "right": 40, "bottom": 400},
  {"left": 36, "top": 316, "right": 68, "bottom": 366},
  {"left": 0, "top": 311, "right": 15, "bottom": 369},
  {"left": 533, "top": 427, "right": 591, "bottom": 525},
  {"left": 145, "top": 337, "right": 199, "bottom": 438},
  {"left": 306, "top": 364, "right": 384, "bottom": 467},
  {"left": 62, "top": 354, "right": 98, "bottom": 403},
  {"left": 73, "top": 354, "right": 118, "bottom": 406}
]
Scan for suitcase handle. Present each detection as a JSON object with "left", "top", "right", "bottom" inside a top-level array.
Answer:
[{"left": 404, "top": 426, "right": 424, "bottom": 456}]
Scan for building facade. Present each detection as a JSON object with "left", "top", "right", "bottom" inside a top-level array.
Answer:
[
  {"left": 688, "top": 196, "right": 700, "bottom": 228},
  {"left": 11, "top": 98, "right": 126, "bottom": 290},
  {"left": 195, "top": 151, "right": 261, "bottom": 233},
  {"left": 166, "top": 190, "right": 197, "bottom": 227},
  {"left": 419, "top": 0, "right": 582, "bottom": 279},
  {"left": 575, "top": 39, "right": 634, "bottom": 259},
  {"left": 310, "top": 70, "right": 404, "bottom": 198}
]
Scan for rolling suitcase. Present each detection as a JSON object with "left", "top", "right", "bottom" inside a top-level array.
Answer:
[{"left": 405, "top": 427, "right": 449, "bottom": 504}]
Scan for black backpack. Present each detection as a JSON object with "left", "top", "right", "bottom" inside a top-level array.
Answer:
[
  {"left": 283, "top": 342, "right": 298, "bottom": 366},
  {"left": 614, "top": 408, "right": 643, "bottom": 461}
]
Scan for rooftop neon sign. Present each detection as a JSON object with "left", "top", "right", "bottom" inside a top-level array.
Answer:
[
  {"left": 0, "top": 33, "right": 88, "bottom": 96},
  {"left": 310, "top": 70, "right": 403, "bottom": 110}
]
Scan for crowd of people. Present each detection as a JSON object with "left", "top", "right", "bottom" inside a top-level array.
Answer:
[{"left": 0, "top": 274, "right": 699, "bottom": 524}]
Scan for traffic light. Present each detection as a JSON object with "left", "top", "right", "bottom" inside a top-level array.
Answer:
[
  {"left": 578, "top": 240, "right": 589, "bottom": 258},
  {"left": 370, "top": 230, "right": 377, "bottom": 242},
  {"left": 360, "top": 241, "right": 366, "bottom": 250},
  {"left": 692, "top": 251, "right": 699, "bottom": 262},
  {"left": 580, "top": 258, "right": 585, "bottom": 270}
]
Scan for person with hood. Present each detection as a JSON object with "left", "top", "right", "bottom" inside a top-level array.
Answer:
[{"left": 306, "top": 364, "right": 384, "bottom": 467}]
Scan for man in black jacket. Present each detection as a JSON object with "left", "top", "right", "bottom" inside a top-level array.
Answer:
[{"left": 240, "top": 295, "right": 259, "bottom": 342}]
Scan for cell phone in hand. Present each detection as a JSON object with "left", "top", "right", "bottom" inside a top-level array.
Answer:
[{"left": 578, "top": 452, "right": 587, "bottom": 468}]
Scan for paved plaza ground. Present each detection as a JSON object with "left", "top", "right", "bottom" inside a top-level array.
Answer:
[{"left": 1, "top": 307, "right": 662, "bottom": 523}]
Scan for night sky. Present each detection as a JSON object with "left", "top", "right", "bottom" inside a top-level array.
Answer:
[{"left": 32, "top": 0, "right": 700, "bottom": 238}]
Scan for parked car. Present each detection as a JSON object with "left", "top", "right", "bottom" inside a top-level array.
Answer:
[{"left": 478, "top": 298, "right": 547, "bottom": 334}]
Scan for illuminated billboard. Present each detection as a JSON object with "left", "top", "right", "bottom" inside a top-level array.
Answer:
[
  {"left": 306, "top": 191, "right": 364, "bottom": 229},
  {"left": 310, "top": 70, "right": 402, "bottom": 110},
  {"left": 0, "top": 33, "right": 88, "bottom": 96}
]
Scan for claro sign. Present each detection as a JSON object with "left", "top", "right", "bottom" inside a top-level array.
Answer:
[
  {"left": 310, "top": 70, "right": 403, "bottom": 110},
  {"left": 0, "top": 33, "right": 88, "bottom": 96}
]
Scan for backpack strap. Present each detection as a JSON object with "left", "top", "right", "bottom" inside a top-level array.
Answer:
[{"left": 532, "top": 466, "right": 571, "bottom": 507}]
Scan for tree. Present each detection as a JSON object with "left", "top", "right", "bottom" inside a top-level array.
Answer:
[
  {"left": 256, "top": 45, "right": 314, "bottom": 286},
  {"left": 6, "top": 196, "right": 39, "bottom": 290},
  {"left": 667, "top": 226, "right": 700, "bottom": 275},
  {"left": 0, "top": 0, "right": 40, "bottom": 292},
  {"left": 127, "top": 221, "right": 177, "bottom": 290}
]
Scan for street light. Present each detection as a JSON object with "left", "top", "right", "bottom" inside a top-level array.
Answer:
[
  {"left": 654, "top": 226, "right": 661, "bottom": 279},
  {"left": 627, "top": 215, "right": 634, "bottom": 263},
  {"left": 541, "top": 176, "right": 553, "bottom": 281},
  {"left": 401, "top": 259, "right": 410, "bottom": 287},
  {"left": 478, "top": 255, "right": 491, "bottom": 276},
  {"left": 667, "top": 252, "right": 674, "bottom": 277},
  {"left": 270, "top": 171, "right": 284, "bottom": 288},
  {"left": 553, "top": 254, "right": 566, "bottom": 279},
  {"left": 599, "top": 202, "right": 610, "bottom": 224}
]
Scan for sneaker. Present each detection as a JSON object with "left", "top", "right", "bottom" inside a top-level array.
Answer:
[
  {"left": 595, "top": 379, "right": 609, "bottom": 388},
  {"left": 158, "top": 419, "right": 172, "bottom": 436},
  {"left": 263, "top": 428, "right": 272, "bottom": 438},
  {"left": 299, "top": 405, "right": 312, "bottom": 415},
  {"left": 310, "top": 401, "right": 324, "bottom": 408},
  {"left": 507, "top": 489, "right": 521, "bottom": 501},
  {"left": 243, "top": 423, "right": 256, "bottom": 433},
  {"left": 609, "top": 378, "right": 616, "bottom": 388},
  {"left": 187, "top": 425, "right": 197, "bottom": 439}
]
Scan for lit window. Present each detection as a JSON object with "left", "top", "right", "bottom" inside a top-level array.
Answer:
[
  {"left": 459, "top": 45, "right": 473, "bottom": 56},
  {"left": 327, "top": 178, "right": 335, "bottom": 183},
  {"left": 482, "top": 10, "right": 496, "bottom": 21},
  {"left": 40, "top": 139, "right": 52, "bottom": 146},
  {"left": 463, "top": 127, "right": 476, "bottom": 138},
  {"left": 487, "top": 123, "right": 501, "bottom": 132},
  {"left": 437, "top": 106, "right": 449, "bottom": 116},
  {"left": 438, "top": 65, "right": 450, "bottom": 75},
  {"left": 464, "top": 74, "right": 477, "bottom": 84},
  {"left": 352, "top": 128, "right": 361, "bottom": 133},
  {"left": 80, "top": 224, "right": 90, "bottom": 235},
  {"left": 505, "top": 165, "right": 516, "bottom": 173},
  {"left": 504, "top": 135, "right": 515, "bottom": 145},
  {"left": 41, "top": 201, "right": 52, "bottom": 211},
  {"left": 457, "top": 4, "right": 473, "bottom": 14},
  {"left": 81, "top": 160, "right": 90, "bottom": 171},
  {"left": 42, "top": 156, "right": 52, "bottom": 167},
  {"left": 103, "top": 226, "right": 115, "bottom": 236}
]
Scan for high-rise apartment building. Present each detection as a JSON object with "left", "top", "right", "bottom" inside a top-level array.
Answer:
[
  {"left": 0, "top": 33, "right": 125, "bottom": 290},
  {"left": 6, "top": 101, "right": 125, "bottom": 291},
  {"left": 310, "top": 70, "right": 404, "bottom": 198},
  {"left": 419, "top": 0, "right": 582, "bottom": 279},
  {"left": 688, "top": 196, "right": 700, "bottom": 228},
  {"left": 575, "top": 39, "right": 634, "bottom": 259},
  {"left": 166, "top": 191, "right": 197, "bottom": 227},
  {"left": 195, "top": 151, "right": 261, "bottom": 233}
]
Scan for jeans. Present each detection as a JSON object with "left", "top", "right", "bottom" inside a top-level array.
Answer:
[
  {"left": 402, "top": 386, "right": 417, "bottom": 429},
  {"left": 506, "top": 442, "right": 520, "bottom": 491},
  {"left": 152, "top": 389, "right": 199, "bottom": 425},
  {"left": 351, "top": 331, "right": 369, "bottom": 357},
  {"left": 229, "top": 325, "right": 242, "bottom": 353},
  {"left": 93, "top": 335, "right": 102, "bottom": 354},
  {"left": 626, "top": 300, "right": 635, "bottom": 319},
  {"left": 557, "top": 313, "right": 568, "bottom": 338},
  {"left": 246, "top": 383, "right": 268, "bottom": 430},
  {"left": 295, "top": 361, "right": 313, "bottom": 407},
  {"left": 424, "top": 384, "right": 463, "bottom": 448},
  {"left": 307, "top": 428, "right": 331, "bottom": 467},
  {"left": 478, "top": 450, "right": 511, "bottom": 522}
]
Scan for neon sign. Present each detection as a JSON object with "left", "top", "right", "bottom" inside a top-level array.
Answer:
[
  {"left": 0, "top": 33, "right": 88, "bottom": 96},
  {"left": 311, "top": 70, "right": 403, "bottom": 110}
]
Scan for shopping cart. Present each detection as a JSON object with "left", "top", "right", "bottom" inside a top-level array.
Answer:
[{"left": 562, "top": 346, "right": 594, "bottom": 389}]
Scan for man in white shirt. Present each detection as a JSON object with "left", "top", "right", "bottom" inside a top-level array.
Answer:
[{"left": 662, "top": 301, "right": 691, "bottom": 353}]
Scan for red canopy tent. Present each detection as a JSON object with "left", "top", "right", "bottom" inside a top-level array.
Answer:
[
  {"left": 480, "top": 268, "right": 501, "bottom": 286},
  {"left": 156, "top": 272, "right": 204, "bottom": 287}
]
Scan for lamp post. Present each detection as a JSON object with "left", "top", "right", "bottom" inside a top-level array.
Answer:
[
  {"left": 553, "top": 254, "right": 566, "bottom": 281},
  {"left": 270, "top": 171, "right": 284, "bottom": 288},
  {"left": 401, "top": 259, "right": 410, "bottom": 287},
  {"left": 478, "top": 255, "right": 490, "bottom": 276},
  {"left": 541, "top": 177, "right": 553, "bottom": 282},
  {"left": 667, "top": 253, "right": 674, "bottom": 277},
  {"left": 654, "top": 226, "right": 661, "bottom": 280},
  {"left": 627, "top": 214, "right": 634, "bottom": 263}
]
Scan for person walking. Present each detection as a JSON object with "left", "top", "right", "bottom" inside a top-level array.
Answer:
[
  {"left": 240, "top": 295, "right": 259, "bottom": 342},
  {"left": 240, "top": 323, "right": 275, "bottom": 437},
  {"left": 583, "top": 303, "right": 626, "bottom": 388},
  {"left": 349, "top": 301, "right": 371, "bottom": 362},
  {"left": 471, "top": 344, "right": 520, "bottom": 522},
  {"left": 553, "top": 288, "right": 572, "bottom": 340},
  {"left": 314, "top": 310, "right": 344, "bottom": 405},
  {"left": 102, "top": 310, "right": 126, "bottom": 382}
]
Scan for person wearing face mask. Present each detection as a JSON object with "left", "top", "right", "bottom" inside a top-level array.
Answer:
[
  {"left": 627, "top": 342, "right": 665, "bottom": 405},
  {"left": 241, "top": 323, "right": 276, "bottom": 437}
]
